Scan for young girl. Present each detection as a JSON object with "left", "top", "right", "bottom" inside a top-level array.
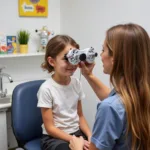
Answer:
[{"left": 37, "top": 35, "right": 91, "bottom": 150}]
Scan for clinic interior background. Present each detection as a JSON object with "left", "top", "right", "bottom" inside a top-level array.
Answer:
[{"left": 0, "top": 0, "right": 150, "bottom": 129}]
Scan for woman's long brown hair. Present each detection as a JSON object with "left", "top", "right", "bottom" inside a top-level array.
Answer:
[{"left": 106, "top": 23, "right": 150, "bottom": 150}]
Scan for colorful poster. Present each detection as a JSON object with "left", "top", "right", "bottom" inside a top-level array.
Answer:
[{"left": 19, "top": 0, "right": 48, "bottom": 17}]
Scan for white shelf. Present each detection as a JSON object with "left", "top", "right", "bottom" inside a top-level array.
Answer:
[{"left": 0, "top": 52, "right": 45, "bottom": 58}]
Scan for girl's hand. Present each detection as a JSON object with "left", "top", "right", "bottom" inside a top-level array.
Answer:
[
  {"left": 79, "top": 61, "right": 95, "bottom": 77},
  {"left": 69, "top": 136, "right": 84, "bottom": 150}
]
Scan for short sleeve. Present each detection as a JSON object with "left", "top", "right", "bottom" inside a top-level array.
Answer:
[
  {"left": 37, "top": 85, "right": 53, "bottom": 108},
  {"left": 91, "top": 101, "right": 124, "bottom": 150},
  {"left": 76, "top": 78, "right": 85, "bottom": 100}
]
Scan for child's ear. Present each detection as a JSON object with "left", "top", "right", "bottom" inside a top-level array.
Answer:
[{"left": 47, "top": 56, "right": 55, "bottom": 67}]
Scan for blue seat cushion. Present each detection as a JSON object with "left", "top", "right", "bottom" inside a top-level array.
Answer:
[{"left": 24, "top": 138, "right": 41, "bottom": 150}]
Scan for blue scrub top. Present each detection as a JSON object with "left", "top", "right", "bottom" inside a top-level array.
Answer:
[{"left": 91, "top": 89, "right": 131, "bottom": 150}]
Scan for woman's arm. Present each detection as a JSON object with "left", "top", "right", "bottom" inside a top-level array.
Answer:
[
  {"left": 85, "top": 74, "right": 110, "bottom": 100},
  {"left": 80, "top": 62, "right": 110, "bottom": 100},
  {"left": 77, "top": 100, "right": 92, "bottom": 141},
  {"left": 41, "top": 108, "right": 73, "bottom": 142},
  {"left": 89, "top": 142, "right": 99, "bottom": 150}
]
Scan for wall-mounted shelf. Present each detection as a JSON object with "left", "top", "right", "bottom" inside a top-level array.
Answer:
[{"left": 0, "top": 52, "right": 45, "bottom": 58}]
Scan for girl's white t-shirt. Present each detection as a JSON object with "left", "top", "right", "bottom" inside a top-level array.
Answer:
[{"left": 37, "top": 76, "right": 85, "bottom": 134}]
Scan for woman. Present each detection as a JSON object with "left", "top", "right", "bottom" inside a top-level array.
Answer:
[{"left": 69, "top": 23, "right": 150, "bottom": 150}]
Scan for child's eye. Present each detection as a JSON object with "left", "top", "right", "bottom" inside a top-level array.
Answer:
[{"left": 62, "top": 58, "right": 68, "bottom": 62}]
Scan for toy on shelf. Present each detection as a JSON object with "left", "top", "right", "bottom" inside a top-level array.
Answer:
[
  {"left": 0, "top": 34, "right": 7, "bottom": 54},
  {"left": 35, "top": 26, "right": 54, "bottom": 52}
]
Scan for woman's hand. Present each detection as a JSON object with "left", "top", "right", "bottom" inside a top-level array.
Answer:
[
  {"left": 79, "top": 61, "right": 95, "bottom": 77},
  {"left": 69, "top": 136, "right": 84, "bottom": 150},
  {"left": 83, "top": 140, "right": 90, "bottom": 150}
]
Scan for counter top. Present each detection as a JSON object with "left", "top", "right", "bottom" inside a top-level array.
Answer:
[
  {"left": 0, "top": 103, "right": 11, "bottom": 109},
  {"left": 0, "top": 95, "right": 12, "bottom": 109}
]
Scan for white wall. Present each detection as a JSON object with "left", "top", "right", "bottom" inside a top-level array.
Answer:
[
  {"left": 1, "top": 0, "right": 150, "bottom": 130},
  {"left": 0, "top": 0, "right": 60, "bottom": 52},
  {"left": 60, "top": 0, "right": 150, "bottom": 129},
  {"left": 0, "top": 0, "right": 60, "bottom": 94}
]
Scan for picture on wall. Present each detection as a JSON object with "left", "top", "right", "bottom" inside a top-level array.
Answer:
[{"left": 19, "top": 0, "right": 48, "bottom": 17}]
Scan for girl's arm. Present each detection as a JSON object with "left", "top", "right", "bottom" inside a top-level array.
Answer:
[
  {"left": 77, "top": 100, "right": 92, "bottom": 141},
  {"left": 41, "top": 107, "right": 72, "bottom": 142}
]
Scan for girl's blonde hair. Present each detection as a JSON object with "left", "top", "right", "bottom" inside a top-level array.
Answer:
[
  {"left": 106, "top": 23, "right": 150, "bottom": 150},
  {"left": 42, "top": 35, "right": 79, "bottom": 73}
]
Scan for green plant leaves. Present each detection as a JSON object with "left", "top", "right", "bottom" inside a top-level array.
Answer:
[{"left": 17, "top": 30, "right": 30, "bottom": 44}]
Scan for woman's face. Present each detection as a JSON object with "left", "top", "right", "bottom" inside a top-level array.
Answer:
[{"left": 100, "top": 40, "right": 113, "bottom": 74}]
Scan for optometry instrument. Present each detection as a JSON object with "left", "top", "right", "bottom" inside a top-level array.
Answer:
[{"left": 64, "top": 47, "right": 98, "bottom": 65}]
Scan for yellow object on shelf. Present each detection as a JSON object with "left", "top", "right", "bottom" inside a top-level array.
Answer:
[{"left": 20, "top": 45, "right": 28, "bottom": 54}]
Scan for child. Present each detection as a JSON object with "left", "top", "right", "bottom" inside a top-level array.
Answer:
[{"left": 37, "top": 35, "right": 91, "bottom": 150}]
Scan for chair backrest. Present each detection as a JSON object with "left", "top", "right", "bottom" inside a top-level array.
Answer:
[{"left": 11, "top": 80, "right": 45, "bottom": 146}]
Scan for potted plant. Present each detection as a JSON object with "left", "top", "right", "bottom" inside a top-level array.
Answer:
[{"left": 17, "top": 30, "right": 30, "bottom": 54}]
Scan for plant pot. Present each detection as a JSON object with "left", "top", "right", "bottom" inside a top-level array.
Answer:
[{"left": 20, "top": 45, "right": 28, "bottom": 54}]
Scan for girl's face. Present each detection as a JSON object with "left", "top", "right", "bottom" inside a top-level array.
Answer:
[
  {"left": 48, "top": 44, "right": 78, "bottom": 77},
  {"left": 100, "top": 40, "right": 113, "bottom": 74}
]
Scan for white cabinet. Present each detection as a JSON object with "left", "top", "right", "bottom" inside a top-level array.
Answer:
[
  {"left": 7, "top": 110, "right": 18, "bottom": 149},
  {"left": 0, "top": 96, "right": 17, "bottom": 150},
  {"left": 0, "top": 109, "right": 8, "bottom": 150}
]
